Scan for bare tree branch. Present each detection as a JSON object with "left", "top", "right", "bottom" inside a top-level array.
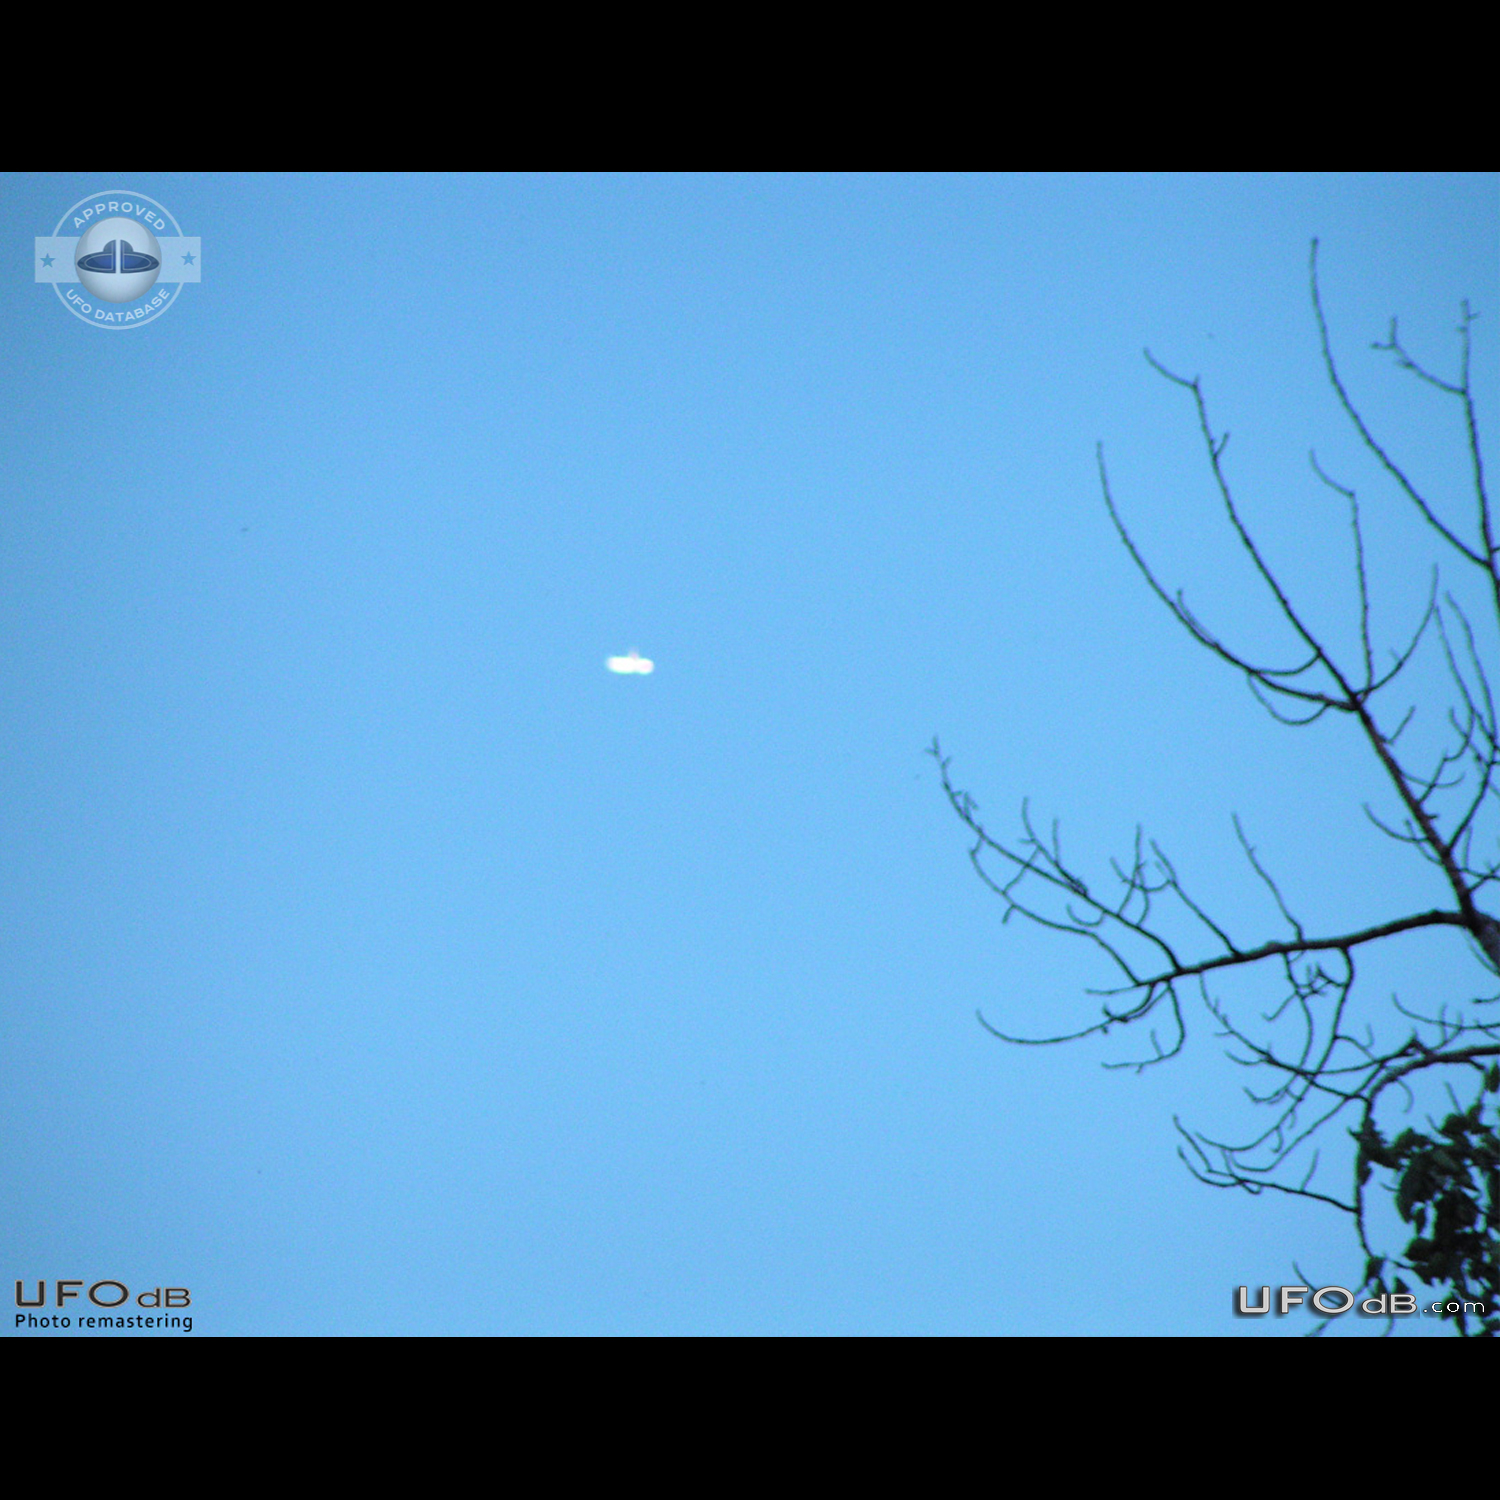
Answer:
[{"left": 937, "top": 242, "right": 1500, "bottom": 1335}]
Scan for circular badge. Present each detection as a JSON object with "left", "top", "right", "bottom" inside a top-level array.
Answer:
[{"left": 50, "top": 190, "right": 187, "bottom": 329}]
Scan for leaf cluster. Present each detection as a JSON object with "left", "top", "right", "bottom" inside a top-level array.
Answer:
[{"left": 1356, "top": 1064, "right": 1500, "bottom": 1336}]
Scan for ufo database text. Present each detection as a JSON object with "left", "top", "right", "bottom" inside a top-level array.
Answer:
[{"left": 606, "top": 650, "right": 654, "bottom": 675}]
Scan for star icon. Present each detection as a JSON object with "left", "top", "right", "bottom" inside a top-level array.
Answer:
[
  {"left": 182, "top": 251, "right": 195, "bottom": 265},
  {"left": 40, "top": 253, "right": 54, "bottom": 267}
]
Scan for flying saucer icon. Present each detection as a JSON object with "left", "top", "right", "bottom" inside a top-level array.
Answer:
[
  {"left": 76, "top": 238, "right": 160, "bottom": 275},
  {"left": 73, "top": 216, "right": 163, "bottom": 303},
  {"left": 606, "top": 649, "right": 654, "bottom": 674}
]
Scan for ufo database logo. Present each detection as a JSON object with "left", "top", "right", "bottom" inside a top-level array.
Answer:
[{"left": 35, "top": 191, "right": 201, "bottom": 329}]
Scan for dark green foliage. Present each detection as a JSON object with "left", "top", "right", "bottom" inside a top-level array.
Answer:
[{"left": 1354, "top": 1070, "right": 1500, "bottom": 1337}]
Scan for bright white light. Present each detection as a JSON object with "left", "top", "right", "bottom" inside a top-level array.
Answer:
[{"left": 606, "top": 649, "right": 654, "bottom": 675}]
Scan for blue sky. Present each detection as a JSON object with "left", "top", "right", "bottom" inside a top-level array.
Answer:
[{"left": 4, "top": 173, "right": 1497, "bottom": 1335}]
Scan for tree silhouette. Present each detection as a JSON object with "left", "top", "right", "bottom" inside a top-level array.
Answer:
[{"left": 934, "top": 242, "right": 1499, "bottom": 1336}]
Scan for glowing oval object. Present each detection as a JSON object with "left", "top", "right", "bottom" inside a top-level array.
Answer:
[{"left": 607, "top": 649, "right": 654, "bottom": 674}]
